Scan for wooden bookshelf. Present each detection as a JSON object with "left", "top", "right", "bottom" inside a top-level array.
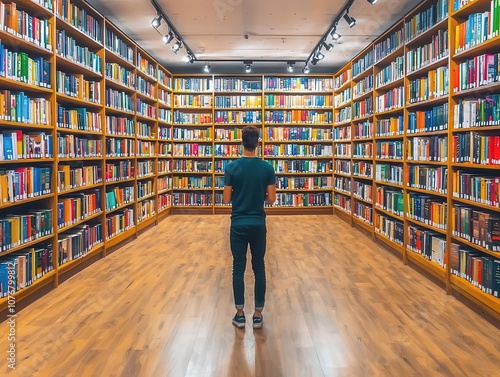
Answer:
[
  {"left": 0, "top": 0, "right": 173, "bottom": 313},
  {"left": 332, "top": 0, "right": 500, "bottom": 318}
]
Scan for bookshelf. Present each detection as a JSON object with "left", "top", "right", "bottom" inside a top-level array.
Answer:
[
  {"left": 0, "top": 0, "right": 174, "bottom": 312},
  {"left": 333, "top": 63, "right": 353, "bottom": 219},
  {"left": 263, "top": 75, "right": 334, "bottom": 212},
  {"left": 332, "top": 0, "right": 500, "bottom": 318}
]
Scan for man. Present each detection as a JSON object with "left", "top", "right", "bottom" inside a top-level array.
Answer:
[{"left": 223, "top": 125, "right": 276, "bottom": 329}]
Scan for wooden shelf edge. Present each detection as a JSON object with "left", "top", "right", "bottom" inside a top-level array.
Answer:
[
  {"left": 450, "top": 275, "right": 500, "bottom": 319},
  {"left": 58, "top": 244, "right": 105, "bottom": 275}
]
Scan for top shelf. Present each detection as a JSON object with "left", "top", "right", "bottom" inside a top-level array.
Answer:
[{"left": 452, "top": 0, "right": 491, "bottom": 19}]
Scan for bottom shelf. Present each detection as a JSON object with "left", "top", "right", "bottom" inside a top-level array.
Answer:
[
  {"left": 352, "top": 215, "right": 373, "bottom": 233},
  {"left": 450, "top": 275, "right": 500, "bottom": 317},
  {"left": 406, "top": 250, "right": 446, "bottom": 281},
  {"left": 58, "top": 243, "right": 105, "bottom": 275},
  {"left": 106, "top": 226, "right": 136, "bottom": 248},
  {"left": 0, "top": 270, "right": 56, "bottom": 311},
  {"left": 138, "top": 215, "right": 157, "bottom": 231},
  {"left": 374, "top": 231, "right": 404, "bottom": 254}
]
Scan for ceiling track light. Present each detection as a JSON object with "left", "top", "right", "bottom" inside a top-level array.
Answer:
[
  {"left": 163, "top": 31, "right": 174, "bottom": 44},
  {"left": 172, "top": 40, "right": 182, "bottom": 54},
  {"left": 151, "top": 15, "right": 161, "bottom": 29},
  {"left": 331, "top": 31, "right": 341, "bottom": 40},
  {"left": 367, "top": 0, "right": 378, "bottom": 4},
  {"left": 203, "top": 63, "right": 211, "bottom": 73},
  {"left": 302, "top": 65, "right": 310, "bottom": 74},
  {"left": 317, "top": 51, "right": 325, "bottom": 60},
  {"left": 322, "top": 41, "right": 334, "bottom": 52},
  {"left": 245, "top": 64, "right": 252, "bottom": 73},
  {"left": 286, "top": 62, "right": 294, "bottom": 72},
  {"left": 183, "top": 53, "right": 194, "bottom": 63},
  {"left": 311, "top": 57, "right": 319, "bottom": 66},
  {"left": 343, "top": 12, "right": 356, "bottom": 28}
]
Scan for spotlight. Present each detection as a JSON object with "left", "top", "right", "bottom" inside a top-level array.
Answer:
[
  {"left": 331, "top": 31, "right": 341, "bottom": 40},
  {"left": 367, "top": 0, "right": 378, "bottom": 3},
  {"left": 203, "top": 63, "right": 211, "bottom": 73},
  {"left": 163, "top": 32, "right": 174, "bottom": 44},
  {"left": 311, "top": 57, "right": 319, "bottom": 66},
  {"left": 317, "top": 51, "right": 325, "bottom": 60},
  {"left": 287, "top": 62, "right": 294, "bottom": 72},
  {"left": 183, "top": 53, "right": 194, "bottom": 63},
  {"left": 151, "top": 15, "right": 161, "bottom": 29},
  {"left": 343, "top": 13, "right": 356, "bottom": 27},
  {"left": 172, "top": 40, "right": 182, "bottom": 54},
  {"left": 245, "top": 64, "right": 251, "bottom": 73},
  {"left": 302, "top": 65, "right": 310, "bottom": 74},
  {"left": 322, "top": 41, "right": 334, "bottom": 52}
]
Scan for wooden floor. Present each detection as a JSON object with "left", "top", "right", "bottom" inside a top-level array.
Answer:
[{"left": 0, "top": 215, "right": 499, "bottom": 377}]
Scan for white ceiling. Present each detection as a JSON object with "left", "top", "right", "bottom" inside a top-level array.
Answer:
[{"left": 88, "top": 0, "right": 421, "bottom": 74}]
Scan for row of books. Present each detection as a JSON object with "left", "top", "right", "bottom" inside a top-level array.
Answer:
[
  {"left": 57, "top": 190, "right": 101, "bottom": 228},
  {"left": 137, "top": 179, "right": 154, "bottom": 199},
  {"left": 213, "top": 111, "right": 261, "bottom": 124},
  {"left": 57, "top": 134, "right": 102, "bottom": 158},
  {"left": 0, "top": 244, "right": 53, "bottom": 297},
  {"left": 334, "top": 70, "right": 351, "bottom": 91},
  {"left": 449, "top": 243, "right": 499, "bottom": 298},
  {"left": 453, "top": 170, "right": 500, "bottom": 208},
  {"left": 56, "top": 30, "right": 102, "bottom": 74},
  {"left": 174, "top": 94, "right": 212, "bottom": 108},
  {"left": 375, "top": 56, "right": 404, "bottom": 88},
  {"left": 453, "top": 54, "right": 500, "bottom": 93},
  {"left": 0, "top": 131, "right": 53, "bottom": 160},
  {"left": 0, "top": 2, "right": 53, "bottom": 50},
  {"left": 275, "top": 176, "right": 332, "bottom": 190},
  {"left": 105, "top": 208, "right": 134, "bottom": 240},
  {"left": 105, "top": 186, "right": 134, "bottom": 211},
  {"left": 454, "top": 96, "right": 500, "bottom": 128},
  {"left": 375, "top": 86, "right": 404, "bottom": 113},
  {"left": 136, "top": 99, "right": 155, "bottom": 119},
  {"left": 0, "top": 167, "right": 51, "bottom": 204},
  {"left": 353, "top": 75, "right": 373, "bottom": 98},
  {"left": 451, "top": 133, "right": 500, "bottom": 165},
  {"left": 334, "top": 176, "right": 351, "bottom": 193},
  {"left": 374, "top": 28, "right": 404, "bottom": 64},
  {"left": 0, "top": 42, "right": 52, "bottom": 88},
  {"left": 375, "top": 186, "right": 404, "bottom": 216},
  {"left": 106, "top": 115, "right": 135, "bottom": 137},
  {"left": 353, "top": 181, "right": 373, "bottom": 202},
  {"left": 58, "top": 222, "right": 102, "bottom": 265},
  {"left": 406, "top": 31, "right": 449, "bottom": 73},
  {"left": 57, "top": 106, "right": 100, "bottom": 131},
  {"left": 353, "top": 98, "right": 373, "bottom": 119},
  {"left": 57, "top": 165, "right": 102, "bottom": 193},
  {"left": 407, "top": 227, "right": 446, "bottom": 267},
  {"left": 105, "top": 29, "right": 134, "bottom": 64},
  {"left": 266, "top": 127, "right": 331, "bottom": 141},
  {"left": 353, "top": 50, "right": 374, "bottom": 77},
  {"left": 263, "top": 144, "right": 333, "bottom": 157},
  {"left": 407, "top": 135, "right": 448, "bottom": 162},
  {"left": 405, "top": 0, "right": 449, "bottom": 42},
  {"left": 265, "top": 77, "right": 333, "bottom": 92},
  {"left": 137, "top": 53, "right": 156, "bottom": 78},
  {"left": 55, "top": 0, "right": 103, "bottom": 43},
  {"left": 452, "top": 205, "right": 500, "bottom": 251},
  {"left": 0, "top": 209, "right": 53, "bottom": 252},
  {"left": 407, "top": 193, "right": 447, "bottom": 229},
  {"left": 136, "top": 76, "right": 155, "bottom": 98},
  {"left": 106, "top": 89, "right": 133, "bottom": 112},
  {"left": 0, "top": 91, "right": 51, "bottom": 124},
  {"left": 214, "top": 95, "right": 262, "bottom": 108},
  {"left": 335, "top": 107, "right": 351, "bottom": 124},
  {"left": 375, "top": 214, "right": 404, "bottom": 246},
  {"left": 376, "top": 140, "right": 404, "bottom": 160},
  {"left": 137, "top": 199, "right": 155, "bottom": 222},
  {"left": 56, "top": 71, "right": 101, "bottom": 103},
  {"left": 454, "top": 7, "right": 500, "bottom": 54},
  {"left": 265, "top": 94, "right": 332, "bottom": 108},
  {"left": 214, "top": 78, "right": 261, "bottom": 92},
  {"left": 408, "top": 103, "right": 449, "bottom": 133},
  {"left": 105, "top": 63, "right": 134, "bottom": 88},
  {"left": 354, "top": 202, "right": 373, "bottom": 224},
  {"left": 407, "top": 66, "right": 449, "bottom": 103},
  {"left": 334, "top": 88, "right": 351, "bottom": 107}
]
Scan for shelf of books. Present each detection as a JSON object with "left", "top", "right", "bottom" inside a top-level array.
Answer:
[
  {"left": 172, "top": 75, "right": 214, "bottom": 212},
  {"left": 351, "top": 45, "right": 375, "bottom": 233},
  {"left": 157, "top": 64, "right": 173, "bottom": 217},
  {"left": 0, "top": 0, "right": 174, "bottom": 311},
  {"left": 332, "top": 0, "right": 500, "bottom": 317},
  {"left": 263, "top": 75, "right": 334, "bottom": 213},
  {"left": 333, "top": 64, "right": 353, "bottom": 219},
  {"left": 214, "top": 75, "right": 263, "bottom": 213}
]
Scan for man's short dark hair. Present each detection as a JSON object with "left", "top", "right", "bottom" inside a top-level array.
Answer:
[{"left": 242, "top": 126, "right": 259, "bottom": 152}]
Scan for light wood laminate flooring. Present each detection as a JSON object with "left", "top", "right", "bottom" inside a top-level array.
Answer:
[{"left": 0, "top": 215, "right": 499, "bottom": 377}]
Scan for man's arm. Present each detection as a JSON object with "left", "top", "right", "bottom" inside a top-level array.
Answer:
[
  {"left": 223, "top": 185, "right": 232, "bottom": 204},
  {"left": 265, "top": 184, "right": 276, "bottom": 204}
]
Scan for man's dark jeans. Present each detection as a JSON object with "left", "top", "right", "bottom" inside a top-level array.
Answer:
[{"left": 230, "top": 224, "right": 267, "bottom": 311}]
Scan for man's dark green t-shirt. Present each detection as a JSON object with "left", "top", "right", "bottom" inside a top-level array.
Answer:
[{"left": 224, "top": 157, "right": 276, "bottom": 226}]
